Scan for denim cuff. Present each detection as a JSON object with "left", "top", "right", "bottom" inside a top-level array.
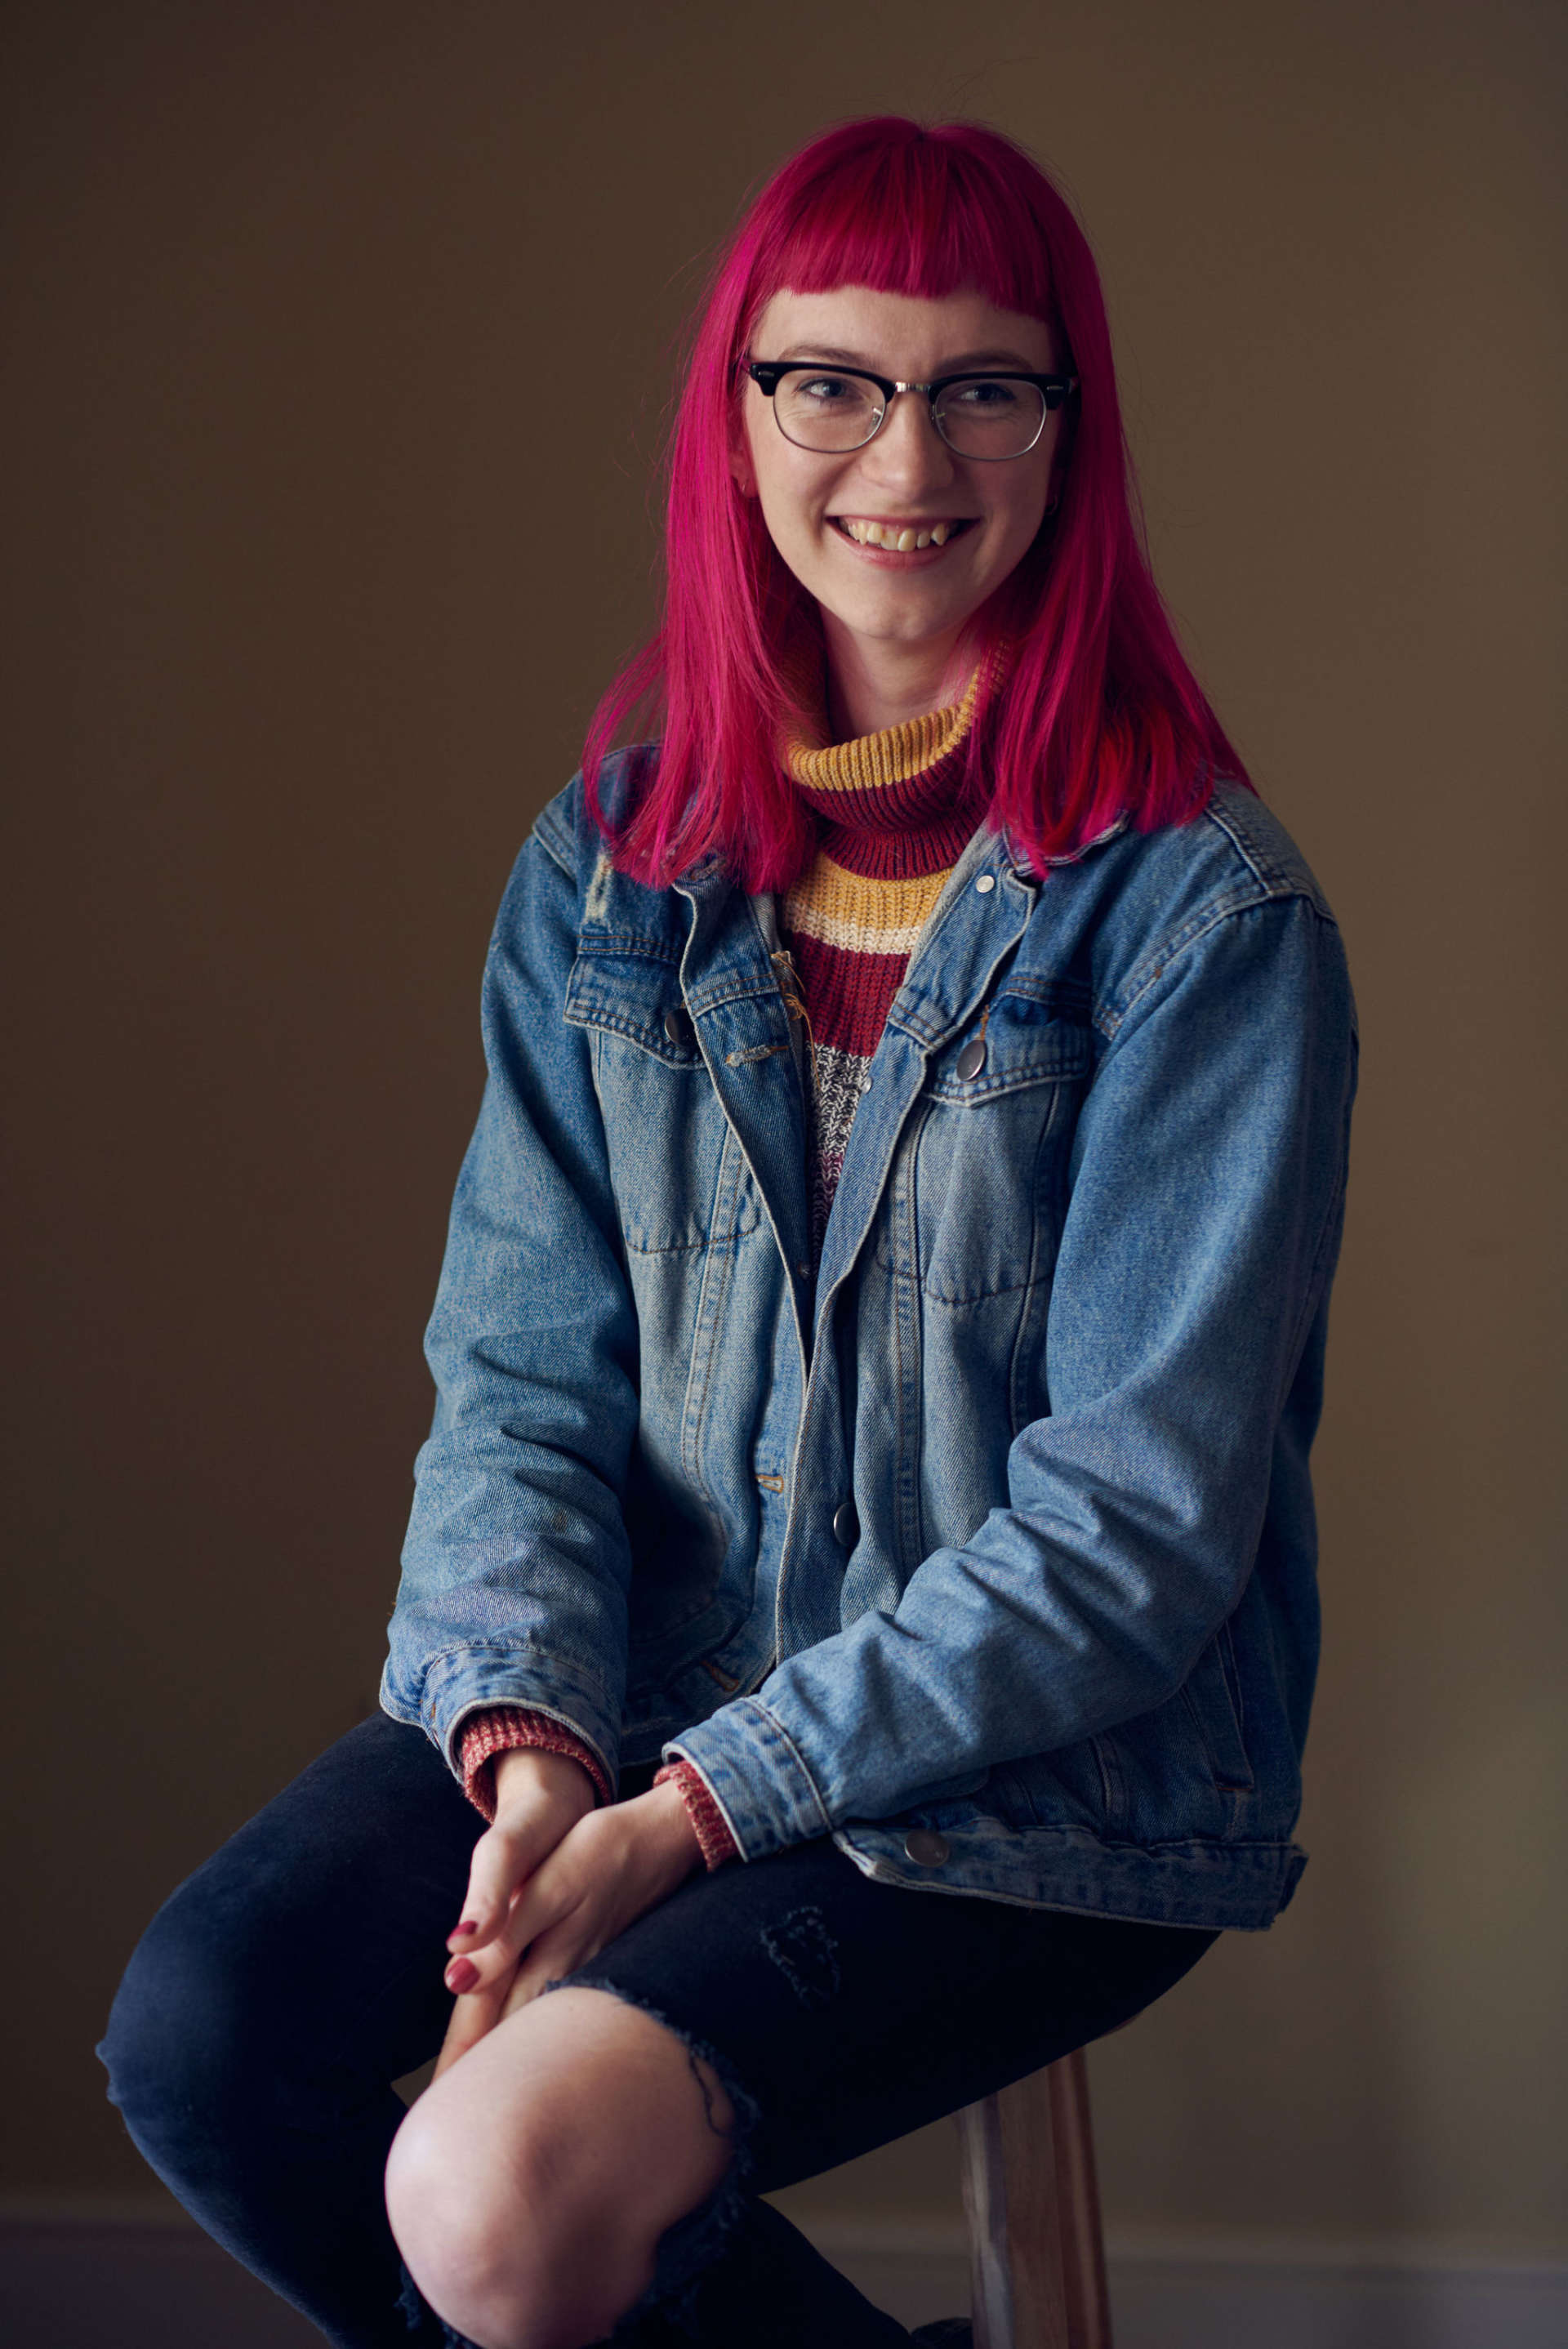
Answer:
[{"left": 665, "top": 1700, "right": 834, "bottom": 1861}]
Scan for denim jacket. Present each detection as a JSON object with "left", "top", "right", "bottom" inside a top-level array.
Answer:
[{"left": 381, "top": 754, "right": 1356, "bottom": 1931}]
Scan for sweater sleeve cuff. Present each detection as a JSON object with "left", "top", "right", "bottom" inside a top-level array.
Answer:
[
  {"left": 458, "top": 1706, "right": 614, "bottom": 1822},
  {"left": 653, "top": 1758, "right": 742, "bottom": 1871}
]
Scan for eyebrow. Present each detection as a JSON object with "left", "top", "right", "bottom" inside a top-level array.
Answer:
[{"left": 773, "top": 343, "right": 1046, "bottom": 372}]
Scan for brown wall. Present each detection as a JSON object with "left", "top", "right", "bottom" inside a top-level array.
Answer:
[{"left": 4, "top": 0, "right": 1564, "bottom": 2250}]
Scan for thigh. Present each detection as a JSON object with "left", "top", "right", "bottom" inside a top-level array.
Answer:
[
  {"left": 107, "top": 1711, "right": 482, "bottom": 2097},
  {"left": 100, "top": 1717, "right": 485, "bottom": 2349},
  {"left": 566, "top": 1837, "right": 1216, "bottom": 2193}
]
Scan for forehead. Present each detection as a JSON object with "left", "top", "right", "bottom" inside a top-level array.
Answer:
[{"left": 751, "top": 283, "right": 1056, "bottom": 373}]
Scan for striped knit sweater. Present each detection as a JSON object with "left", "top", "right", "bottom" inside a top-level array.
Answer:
[
  {"left": 457, "top": 675, "right": 983, "bottom": 1869},
  {"left": 782, "top": 666, "right": 984, "bottom": 1250}
]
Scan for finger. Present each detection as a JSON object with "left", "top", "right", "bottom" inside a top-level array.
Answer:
[
  {"left": 434, "top": 1963, "right": 517, "bottom": 2082},
  {"left": 446, "top": 1855, "right": 580, "bottom": 1996}
]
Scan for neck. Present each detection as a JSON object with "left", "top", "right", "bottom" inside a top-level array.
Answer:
[{"left": 822, "top": 613, "right": 970, "bottom": 739}]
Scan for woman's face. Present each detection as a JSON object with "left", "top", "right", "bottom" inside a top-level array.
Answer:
[{"left": 739, "top": 283, "right": 1067, "bottom": 671}]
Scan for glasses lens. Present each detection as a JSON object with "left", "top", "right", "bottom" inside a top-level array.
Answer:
[
  {"left": 774, "top": 369, "right": 883, "bottom": 452},
  {"left": 933, "top": 377, "right": 1046, "bottom": 459}
]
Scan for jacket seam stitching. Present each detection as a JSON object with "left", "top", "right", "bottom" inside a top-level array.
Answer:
[
  {"left": 928, "top": 1058, "right": 1090, "bottom": 1103},
  {"left": 749, "top": 1701, "right": 835, "bottom": 1837},
  {"left": 563, "top": 1002, "right": 698, "bottom": 1060},
  {"left": 679, "top": 1135, "right": 744, "bottom": 1510},
  {"left": 418, "top": 1637, "right": 616, "bottom": 1695},
  {"left": 1107, "top": 889, "right": 1298, "bottom": 1036},
  {"left": 574, "top": 934, "right": 681, "bottom": 965},
  {"left": 1200, "top": 794, "right": 1281, "bottom": 892},
  {"left": 1203, "top": 791, "right": 1328, "bottom": 912},
  {"left": 1281, "top": 1123, "right": 1352, "bottom": 1381},
  {"left": 533, "top": 813, "right": 576, "bottom": 880}
]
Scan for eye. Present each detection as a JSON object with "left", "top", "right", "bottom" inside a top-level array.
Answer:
[
  {"left": 947, "top": 377, "right": 1026, "bottom": 411},
  {"left": 795, "top": 373, "right": 859, "bottom": 404}
]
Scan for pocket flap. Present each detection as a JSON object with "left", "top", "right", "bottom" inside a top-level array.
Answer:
[
  {"left": 564, "top": 947, "right": 698, "bottom": 1065},
  {"left": 928, "top": 987, "right": 1093, "bottom": 1104}
]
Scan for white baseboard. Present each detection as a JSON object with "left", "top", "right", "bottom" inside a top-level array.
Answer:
[{"left": 3, "top": 2200, "right": 1565, "bottom": 2347}]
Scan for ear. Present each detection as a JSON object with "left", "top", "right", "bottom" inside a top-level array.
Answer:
[
  {"left": 1047, "top": 386, "right": 1077, "bottom": 510},
  {"left": 728, "top": 426, "right": 756, "bottom": 499},
  {"left": 728, "top": 381, "right": 759, "bottom": 497}
]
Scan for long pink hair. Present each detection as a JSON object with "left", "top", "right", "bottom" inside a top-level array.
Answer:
[{"left": 584, "top": 116, "right": 1248, "bottom": 889}]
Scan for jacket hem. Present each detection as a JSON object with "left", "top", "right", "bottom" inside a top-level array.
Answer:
[{"left": 832, "top": 1816, "right": 1308, "bottom": 1932}]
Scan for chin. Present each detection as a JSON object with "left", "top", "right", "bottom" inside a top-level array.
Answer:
[{"left": 857, "top": 600, "right": 969, "bottom": 643}]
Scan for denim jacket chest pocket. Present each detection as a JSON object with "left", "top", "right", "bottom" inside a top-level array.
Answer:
[
  {"left": 563, "top": 945, "right": 760, "bottom": 1257},
  {"left": 879, "top": 987, "right": 1094, "bottom": 1305}
]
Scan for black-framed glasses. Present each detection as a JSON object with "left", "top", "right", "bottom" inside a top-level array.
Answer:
[{"left": 746, "top": 360, "right": 1078, "bottom": 460}]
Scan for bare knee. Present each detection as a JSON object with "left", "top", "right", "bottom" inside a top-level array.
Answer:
[
  {"left": 387, "top": 2106, "right": 607, "bottom": 2349},
  {"left": 385, "top": 1986, "right": 737, "bottom": 2349}
]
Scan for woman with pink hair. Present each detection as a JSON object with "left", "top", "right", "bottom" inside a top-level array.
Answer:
[{"left": 102, "top": 118, "right": 1356, "bottom": 2349}]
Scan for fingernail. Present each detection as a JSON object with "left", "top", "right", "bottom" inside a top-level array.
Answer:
[
  {"left": 445, "top": 1958, "right": 480, "bottom": 1994},
  {"left": 448, "top": 1919, "right": 479, "bottom": 1941}
]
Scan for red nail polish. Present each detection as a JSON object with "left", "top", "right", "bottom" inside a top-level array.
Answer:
[
  {"left": 450, "top": 1919, "right": 479, "bottom": 1938},
  {"left": 445, "top": 1958, "right": 480, "bottom": 1995}
]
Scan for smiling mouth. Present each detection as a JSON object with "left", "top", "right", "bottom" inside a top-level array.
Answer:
[{"left": 832, "top": 516, "right": 977, "bottom": 551}]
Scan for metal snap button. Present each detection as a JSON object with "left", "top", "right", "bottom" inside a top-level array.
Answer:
[
  {"left": 662, "top": 1006, "right": 694, "bottom": 1049},
  {"left": 956, "top": 1036, "right": 987, "bottom": 1081},
  {"left": 974, "top": 872, "right": 996, "bottom": 894},
  {"left": 903, "top": 1829, "right": 951, "bottom": 1868},
  {"left": 832, "top": 1501, "right": 858, "bottom": 1549}
]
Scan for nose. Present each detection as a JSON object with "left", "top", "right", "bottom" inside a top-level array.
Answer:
[{"left": 862, "top": 389, "right": 956, "bottom": 495}]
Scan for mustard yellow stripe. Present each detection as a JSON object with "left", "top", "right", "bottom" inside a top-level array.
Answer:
[
  {"left": 784, "top": 666, "right": 982, "bottom": 793},
  {"left": 784, "top": 856, "right": 952, "bottom": 957}
]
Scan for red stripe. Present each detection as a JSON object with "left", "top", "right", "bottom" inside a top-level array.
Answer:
[
  {"left": 792, "top": 739, "right": 982, "bottom": 877},
  {"left": 789, "top": 929, "right": 911, "bottom": 1059}
]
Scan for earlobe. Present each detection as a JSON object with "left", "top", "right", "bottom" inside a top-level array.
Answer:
[{"left": 729, "top": 406, "right": 757, "bottom": 498}]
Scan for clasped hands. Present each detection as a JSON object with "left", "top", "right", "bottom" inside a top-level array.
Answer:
[{"left": 434, "top": 1746, "right": 704, "bottom": 2080}]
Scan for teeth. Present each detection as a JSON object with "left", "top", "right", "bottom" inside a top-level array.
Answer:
[{"left": 840, "top": 518, "right": 960, "bottom": 549}]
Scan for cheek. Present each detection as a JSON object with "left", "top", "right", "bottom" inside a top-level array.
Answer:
[
  {"left": 1005, "top": 460, "right": 1055, "bottom": 540},
  {"left": 752, "top": 477, "right": 804, "bottom": 560},
  {"left": 752, "top": 457, "right": 830, "bottom": 560}
]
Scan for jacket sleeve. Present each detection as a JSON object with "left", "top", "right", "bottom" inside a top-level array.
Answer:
[
  {"left": 666, "top": 890, "right": 1356, "bottom": 1857},
  {"left": 379, "top": 809, "right": 638, "bottom": 1787}
]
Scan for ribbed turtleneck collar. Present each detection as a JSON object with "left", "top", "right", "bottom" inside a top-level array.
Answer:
[{"left": 781, "top": 665, "right": 985, "bottom": 882}]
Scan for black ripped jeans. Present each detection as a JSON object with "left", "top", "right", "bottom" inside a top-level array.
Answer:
[{"left": 99, "top": 1714, "right": 1214, "bottom": 2348}]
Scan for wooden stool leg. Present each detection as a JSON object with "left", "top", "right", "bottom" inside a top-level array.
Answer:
[{"left": 955, "top": 2048, "right": 1113, "bottom": 2349}]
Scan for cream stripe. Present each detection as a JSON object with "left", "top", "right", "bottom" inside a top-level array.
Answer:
[{"left": 784, "top": 856, "right": 951, "bottom": 957}]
